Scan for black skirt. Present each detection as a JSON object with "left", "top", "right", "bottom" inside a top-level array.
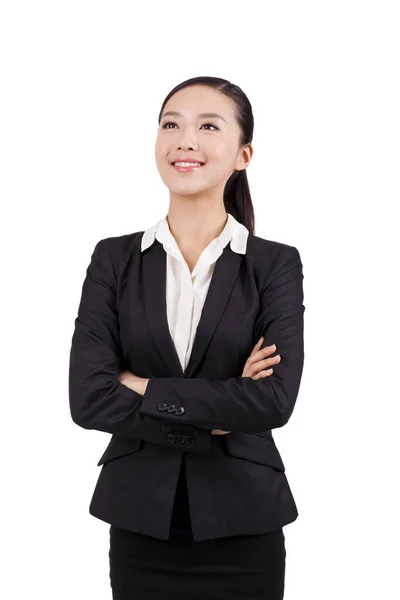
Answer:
[{"left": 109, "top": 460, "right": 286, "bottom": 600}]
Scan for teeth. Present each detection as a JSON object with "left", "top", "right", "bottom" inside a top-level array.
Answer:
[{"left": 174, "top": 162, "right": 202, "bottom": 167}]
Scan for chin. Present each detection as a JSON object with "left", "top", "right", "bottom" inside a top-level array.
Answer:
[{"left": 163, "top": 179, "right": 207, "bottom": 195}]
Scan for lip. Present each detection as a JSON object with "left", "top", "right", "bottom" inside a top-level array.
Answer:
[
  {"left": 172, "top": 163, "right": 204, "bottom": 173},
  {"left": 170, "top": 157, "right": 205, "bottom": 165}
]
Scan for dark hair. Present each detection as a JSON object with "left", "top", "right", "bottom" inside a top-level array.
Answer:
[{"left": 157, "top": 76, "right": 256, "bottom": 236}]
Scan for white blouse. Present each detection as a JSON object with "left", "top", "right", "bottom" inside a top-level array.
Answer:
[{"left": 141, "top": 213, "right": 249, "bottom": 371}]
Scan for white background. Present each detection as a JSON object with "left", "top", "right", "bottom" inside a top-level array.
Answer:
[{"left": 1, "top": 1, "right": 399, "bottom": 598}]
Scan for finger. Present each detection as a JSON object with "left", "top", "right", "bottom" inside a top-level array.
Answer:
[
  {"left": 243, "top": 337, "right": 271, "bottom": 376},
  {"left": 251, "top": 336, "right": 264, "bottom": 354},
  {"left": 247, "top": 348, "right": 277, "bottom": 373},
  {"left": 253, "top": 368, "right": 273, "bottom": 380},
  {"left": 254, "top": 344, "right": 276, "bottom": 361},
  {"left": 259, "top": 354, "right": 281, "bottom": 369}
]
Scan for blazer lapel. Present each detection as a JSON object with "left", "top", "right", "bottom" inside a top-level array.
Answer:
[{"left": 142, "top": 239, "right": 243, "bottom": 379}]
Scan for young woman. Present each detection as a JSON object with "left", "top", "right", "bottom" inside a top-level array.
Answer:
[{"left": 69, "top": 75, "right": 305, "bottom": 599}]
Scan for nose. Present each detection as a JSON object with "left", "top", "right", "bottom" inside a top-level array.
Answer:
[{"left": 176, "top": 128, "right": 199, "bottom": 152}]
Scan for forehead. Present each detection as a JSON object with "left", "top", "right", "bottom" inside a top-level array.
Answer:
[{"left": 162, "top": 85, "right": 236, "bottom": 122}]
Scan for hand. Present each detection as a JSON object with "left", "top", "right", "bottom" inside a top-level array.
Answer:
[
  {"left": 118, "top": 370, "right": 149, "bottom": 396},
  {"left": 241, "top": 336, "right": 281, "bottom": 379},
  {"left": 211, "top": 337, "right": 280, "bottom": 436}
]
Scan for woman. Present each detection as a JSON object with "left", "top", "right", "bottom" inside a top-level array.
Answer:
[{"left": 69, "top": 76, "right": 305, "bottom": 599}]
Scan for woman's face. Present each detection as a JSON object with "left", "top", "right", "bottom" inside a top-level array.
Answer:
[{"left": 155, "top": 85, "right": 251, "bottom": 199}]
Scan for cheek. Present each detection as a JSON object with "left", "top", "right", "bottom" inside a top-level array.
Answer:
[
  {"left": 155, "top": 138, "right": 165, "bottom": 158},
  {"left": 154, "top": 142, "right": 170, "bottom": 170},
  {"left": 210, "top": 141, "right": 235, "bottom": 162}
]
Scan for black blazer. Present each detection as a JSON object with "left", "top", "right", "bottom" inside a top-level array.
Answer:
[{"left": 69, "top": 230, "right": 305, "bottom": 542}]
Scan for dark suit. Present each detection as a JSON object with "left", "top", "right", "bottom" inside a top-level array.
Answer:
[{"left": 69, "top": 231, "right": 305, "bottom": 542}]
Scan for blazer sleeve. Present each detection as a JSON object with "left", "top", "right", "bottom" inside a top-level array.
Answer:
[
  {"left": 139, "top": 245, "right": 305, "bottom": 433},
  {"left": 68, "top": 238, "right": 212, "bottom": 453}
]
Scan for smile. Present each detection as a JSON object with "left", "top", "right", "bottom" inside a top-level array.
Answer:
[{"left": 172, "top": 162, "right": 205, "bottom": 172}]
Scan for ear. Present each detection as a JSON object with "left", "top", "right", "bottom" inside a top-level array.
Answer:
[{"left": 235, "top": 143, "right": 253, "bottom": 171}]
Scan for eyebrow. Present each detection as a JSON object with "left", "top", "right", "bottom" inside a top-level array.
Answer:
[{"left": 161, "top": 111, "right": 228, "bottom": 124}]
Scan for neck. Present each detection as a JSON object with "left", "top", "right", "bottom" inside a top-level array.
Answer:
[{"left": 166, "top": 200, "right": 228, "bottom": 250}]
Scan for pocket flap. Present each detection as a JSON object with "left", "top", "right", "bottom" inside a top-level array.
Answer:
[
  {"left": 225, "top": 432, "right": 285, "bottom": 471},
  {"left": 97, "top": 435, "right": 143, "bottom": 466}
]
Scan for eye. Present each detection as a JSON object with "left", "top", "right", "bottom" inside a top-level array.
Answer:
[
  {"left": 161, "top": 121, "right": 219, "bottom": 131},
  {"left": 201, "top": 123, "right": 219, "bottom": 131}
]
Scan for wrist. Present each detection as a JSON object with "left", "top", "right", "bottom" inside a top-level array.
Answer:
[
  {"left": 138, "top": 378, "right": 149, "bottom": 396},
  {"left": 120, "top": 375, "right": 149, "bottom": 396},
  {"left": 132, "top": 377, "right": 149, "bottom": 396}
]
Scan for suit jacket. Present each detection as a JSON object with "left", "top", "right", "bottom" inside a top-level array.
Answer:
[{"left": 68, "top": 230, "right": 305, "bottom": 542}]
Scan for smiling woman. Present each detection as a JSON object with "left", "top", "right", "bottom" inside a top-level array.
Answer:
[
  {"left": 154, "top": 79, "right": 254, "bottom": 220},
  {"left": 69, "top": 74, "right": 304, "bottom": 600}
]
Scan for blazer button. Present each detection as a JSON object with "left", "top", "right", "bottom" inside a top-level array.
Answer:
[
  {"left": 166, "top": 405, "right": 176, "bottom": 413},
  {"left": 166, "top": 433, "right": 176, "bottom": 443},
  {"left": 157, "top": 403, "right": 168, "bottom": 412},
  {"left": 185, "top": 436, "right": 195, "bottom": 444},
  {"left": 176, "top": 434, "right": 186, "bottom": 444},
  {"left": 175, "top": 407, "right": 185, "bottom": 415}
]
